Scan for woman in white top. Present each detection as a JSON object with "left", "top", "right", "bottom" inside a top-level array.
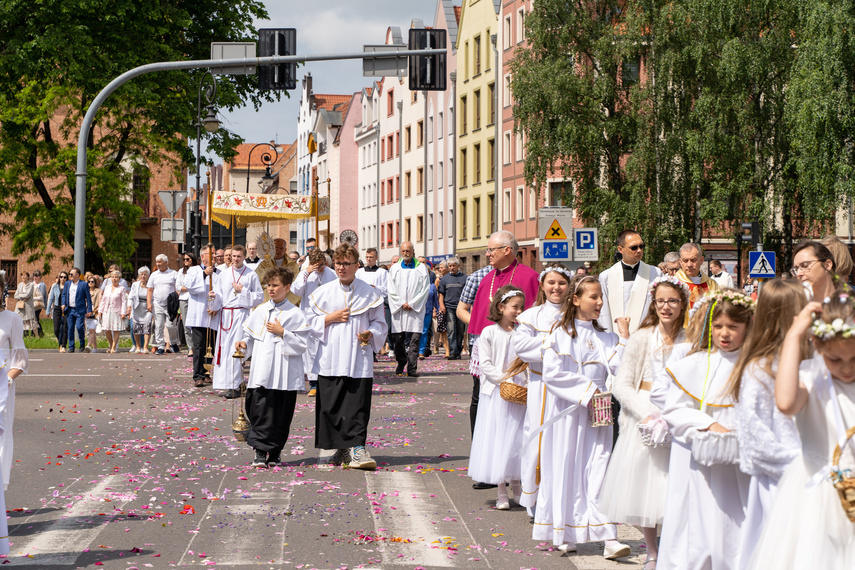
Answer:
[
  {"left": 177, "top": 253, "right": 197, "bottom": 356},
  {"left": 14, "top": 272, "right": 36, "bottom": 334},
  {"left": 0, "top": 271, "right": 29, "bottom": 559},
  {"left": 99, "top": 271, "right": 128, "bottom": 353},
  {"left": 601, "top": 275, "right": 689, "bottom": 569},
  {"left": 126, "top": 267, "right": 152, "bottom": 354}
]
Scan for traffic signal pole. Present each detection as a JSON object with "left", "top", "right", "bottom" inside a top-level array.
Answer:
[{"left": 73, "top": 48, "right": 445, "bottom": 270}]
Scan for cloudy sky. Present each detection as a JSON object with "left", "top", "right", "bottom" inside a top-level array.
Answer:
[{"left": 214, "top": 0, "right": 442, "bottom": 153}]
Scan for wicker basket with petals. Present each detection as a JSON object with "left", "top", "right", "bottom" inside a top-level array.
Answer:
[
  {"left": 832, "top": 426, "right": 855, "bottom": 523},
  {"left": 499, "top": 382, "right": 527, "bottom": 406}
]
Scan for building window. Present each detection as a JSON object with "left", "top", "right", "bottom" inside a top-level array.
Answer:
[
  {"left": 516, "top": 187, "right": 524, "bottom": 221},
  {"left": 485, "top": 28, "right": 491, "bottom": 71},
  {"left": 460, "top": 148, "right": 468, "bottom": 187},
  {"left": 396, "top": 175, "right": 400, "bottom": 201},
  {"left": 395, "top": 131, "right": 400, "bottom": 157},
  {"left": 474, "top": 35, "right": 482, "bottom": 75},
  {"left": 474, "top": 196, "right": 482, "bottom": 238},
  {"left": 488, "top": 83, "right": 495, "bottom": 125},
  {"left": 623, "top": 56, "right": 641, "bottom": 86},
  {"left": 488, "top": 193, "right": 495, "bottom": 233},
  {"left": 411, "top": 91, "right": 418, "bottom": 104},
  {"left": 405, "top": 125, "right": 412, "bottom": 152},
  {"left": 438, "top": 112, "right": 444, "bottom": 138},
  {"left": 460, "top": 96, "right": 467, "bottom": 134},
  {"left": 504, "top": 189, "right": 512, "bottom": 221},
  {"left": 503, "top": 131, "right": 512, "bottom": 164},
  {"left": 405, "top": 217, "right": 412, "bottom": 242},
  {"left": 439, "top": 211, "right": 444, "bottom": 238},
  {"left": 417, "top": 215, "right": 424, "bottom": 242},
  {"left": 416, "top": 120, "right": 424, "bottom": 147},
  {"left": 516, "top": 133, "right": 524, "bottom": 162},
  {"left": 474, "top": 89, "right": 481, "bottom": 130},
  {"left": 395, "top": 220, "right": 400, "bottom": 245},
  {"left": 504, "top": 15, "right": 512, "bottom": 49},
  {"left": 387, "top": 136, "right": 393, "bottom": 161},
  {"left": 488, "top": 139, "right": 495, "bottom": 181},
  {"left": 503, "top": 74, "right": 512, "bottom": 107},
  {"left": 387, "top": 89, "right": 395, "bottom": 116},
  {"left": 438, "top": 161, "right": 444, "bottom": 188},
  {"left": 464, "top": 41, "right": 469, "bottom": 79},
  {"left": 549, "top": 181, "right": 567, "bottom": 206},
  {"left": 1, "top": 260, "right": 18, "bottom": 288},
  {"left": 380, "top": 180, "right": 385, "bottom": 205},
  {"left": 517, "top": 8, "right": 526, "bottom": 44},
  {"left": 417, "top": 167, "right": 424, "bottom": 195},
  {"left": 530, "top": 188, "right": 537, "bottom": 218},
  {"left": 460, "top": 200, "right": 468, "bottom": 238},
  {"left": 448, "top": 208, "right": 454, "bottom": 238},
  {"left": 428, "top": 165, "right": 433, "bottom": 193},
  {"left": 427, "top": 116, "right": 433, "bottom": 143},
  {"left": 474, "top": 143, "right": 481, "bottom": 184}
]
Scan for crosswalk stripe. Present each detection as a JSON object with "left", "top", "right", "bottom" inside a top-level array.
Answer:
[
  {"left": 366, "top": 471, "right": 488, "bottom": 568},
  {"left": 12, "top": 474, "right": 141, "bottom": 566},
  {"left": 178, "top": 478, "right": 293, "bottom": 566}
]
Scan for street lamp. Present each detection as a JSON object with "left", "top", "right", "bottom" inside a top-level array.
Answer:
[
  {"left": 245, "top": 142, "right": 284, "bottom": 195},
  {"left": 192, "top": 70, "right": 219, "bottom": 257}
]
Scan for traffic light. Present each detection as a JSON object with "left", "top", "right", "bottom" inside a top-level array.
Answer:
[
  {"left": 258, "top": 28, "right": 297, "bottom": 90},
  {"left": 739, "top": 221, "right": 760, "bottom": 246},
  {"left": 409, "top": 29, "right": 447, "bottom": 91}
]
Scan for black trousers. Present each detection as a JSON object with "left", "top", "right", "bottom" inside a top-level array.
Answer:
[
  {"left": 245, "top": 387, "right": 298, "bottom": 454},
  {"left": 392, "top": 332, "right": 420, "bottom": 372},
  {"left": 34, "top": 309, "right": 44, "bottom": 336},
  {"left": 315, "top": 375, "right": 372, "bottom": 449},
  {"left": 52, "top": 308, "right": 67, "bottom": 346},
  {"left": 470, "top": 373, "right": 480, "bottom": 437},
  {"left": 191, "top": 327, "right": 217, "bottom": 381}
]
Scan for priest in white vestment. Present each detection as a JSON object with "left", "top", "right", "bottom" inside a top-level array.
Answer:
[
  {"left": 307, "top": 244, "right": 387, "bottom": 470},
  {"left": 183, "top": 245, "right": 220, "bottom": 387},
  {"left": 598, "top": 230, "right": 661, "bottom": 334},
  {"left": 208, "top": 245, "right": 263, "bottom": 398},
  {"left": 291, "top": 250, "right": 337, "bottom": 395},
  {"left": 387, "top": 242, "right": 429, "bottom": 377},
  {"left": 235, "top": 266, "right": 310, "bottom": 468}
]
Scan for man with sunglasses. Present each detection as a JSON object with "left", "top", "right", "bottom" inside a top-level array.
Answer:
[{"left": 598, "top": 230, "right": 661, "bottom": 334}]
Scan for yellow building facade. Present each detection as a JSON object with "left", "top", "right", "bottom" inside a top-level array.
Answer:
[{"left": 455, "top": 0, "right": 500, "bottom": 272}]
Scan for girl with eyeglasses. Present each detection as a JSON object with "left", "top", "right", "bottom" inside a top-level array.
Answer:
[
  {"left": 601, "top": 275, "right": 690, "bottom": 570},
  {"left": 47, "top": 273, "right": 68, "bottom": 351}
]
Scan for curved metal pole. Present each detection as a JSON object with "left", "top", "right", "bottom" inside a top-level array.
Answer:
[
  {"left": 244, "top": 141, "right": 281, "bottom": 195},
  {"left": 73, "top": 48, "right": 445, "bottom": 269}
]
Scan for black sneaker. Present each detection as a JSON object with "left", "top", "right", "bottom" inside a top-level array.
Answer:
[
  {"left": 407, "top": 371, "right": 420, "bottom": 378},
  {"left": 395, "top": 364, "right": 405, "bottom": 375},
  {"left": 252, "top": 449, "right": 267, "bottom": 468},
  {"left": 267, "top": 452, "right": 282, "bottom": 467},
  {"left": 223, "top": 389, "right": 239, "bottom": 399}
]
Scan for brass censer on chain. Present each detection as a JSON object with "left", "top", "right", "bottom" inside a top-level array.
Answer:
[{"left": 230, "top": 345, "right": 251, "bottom": 442}]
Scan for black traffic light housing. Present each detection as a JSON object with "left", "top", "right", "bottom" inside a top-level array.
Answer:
[
  {"left": 739, "top": 221, "right": 760, "bottom": 246},
  {"left": 409, "top": 29, "right": 447, "bottom": 91},
  {"left": 258, "top": 28, "right": 297, "bottom": 90}
]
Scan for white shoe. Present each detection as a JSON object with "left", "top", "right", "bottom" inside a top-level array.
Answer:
[
  {"left": 495, "top": 494, "right": 510, "bottom": 510},
  {"left": 604, "top": 541, "right": 631, "bottom": 560},
  {"left": 84, "top": 346, "right": 92, "bottom": 353},
  {"left": 558, "top": 543, "right": 577, "bottom": 553},
  {"left": 348, "top": 446, "right": 376, "bottom": 470}
]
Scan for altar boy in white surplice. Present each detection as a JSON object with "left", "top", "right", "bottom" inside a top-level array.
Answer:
[
  {"left": 598, "top": 230, "right": 661, "bottom": 334},
  {"left": 307, "top": 244, "right": 388, "bottom": 470},
  {"left": 208, "top": 245, "right": 263, "bottom": 398},
  {"left": 235, "top": 266, "right": 309, "bottom": 469}
]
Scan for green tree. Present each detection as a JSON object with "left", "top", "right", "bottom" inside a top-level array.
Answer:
[{"left": 0, "top": 0, "right": 274, "bottom": 274}]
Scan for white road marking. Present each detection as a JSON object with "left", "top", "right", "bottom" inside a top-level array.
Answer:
[
  {"left": 26, "top": 374, "right": 102, "bottom": 377},
  {"left": 12, "top": 474, "right": 142, "bottom": 566},
  {"left": 179, "top": 479, "right": 292, "bottom": 566},
  {"left": 366, "top": 471, "right": 484, "bottom": 567}
]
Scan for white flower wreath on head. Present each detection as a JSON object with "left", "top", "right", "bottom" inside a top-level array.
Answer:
[
  {"left": 812, "top": 292, "right": 855, "bottom": 341},
  {"left": 500, "top": 289, "right": 524, "bottom": 303},
  {"left": 687, "top": 289, "right": 757, "bottom": 320},
  {"left": 539, "top": 266, "right": 574, "bottom": 282},
  {"left": 648, "top": 274, "right": 690, "bottom": 300}
]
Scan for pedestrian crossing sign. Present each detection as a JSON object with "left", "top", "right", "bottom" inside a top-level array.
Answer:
[
  {"left": 748, "top": 250, "right": 776, "bottom": 278},
  {"left": 545, "top": 219, "right": 568, "bottom": 240}
]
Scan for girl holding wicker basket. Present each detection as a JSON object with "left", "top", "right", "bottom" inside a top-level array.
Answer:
[
  {"left": 727, "top": 279, "right": 806, "bottom": 570},
  {"left": 600, "top": 274, "right": 689, "bottom": 570},
  {"left": 535, "top": 275, "right": 632, "bottom": 559},
  {"left": 656, "top": 290, "right": 755, "bottom": 570},
  {"left": 510, "top": 264, "right": 573, "bottom": 516},
  {"left": 746, "top": 288, "right": 855, "bottom": 569},
  {"left": 467, "top": 285, "right": 527, "bottom": 511}
]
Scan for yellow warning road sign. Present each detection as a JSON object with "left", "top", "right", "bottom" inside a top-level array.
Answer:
[{"left": 545, "top": 219, "right": 567, "bottom": 240}]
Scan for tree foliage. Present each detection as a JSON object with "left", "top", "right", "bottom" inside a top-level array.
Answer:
[
  {"left": 512, "top": 0, "right": 855, "bottom": 268},
  {"left": 0, "top": 0, "right": 275, "bottom": 274}
]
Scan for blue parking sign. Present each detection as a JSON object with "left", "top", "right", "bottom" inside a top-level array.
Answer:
[{"left": 573, "top": 228, "right": 599, "bottom": 261}]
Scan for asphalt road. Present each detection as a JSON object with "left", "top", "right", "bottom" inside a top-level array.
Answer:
[{"left": 6, "top": 350, "right": 645, "bottom": 569}]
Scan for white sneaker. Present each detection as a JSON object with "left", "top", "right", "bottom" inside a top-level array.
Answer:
[
  {"left": 558, "top": 543, "right": 577, "bottom": 553},
  {"left": 84, "top": 346, "right": 92, "bottom": 353},
  {"left": 604, "top": 541, "right": 631, "bottom": 560},
  {"left": 348, "top": 446, "right": 376, "bottom": 470}
]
